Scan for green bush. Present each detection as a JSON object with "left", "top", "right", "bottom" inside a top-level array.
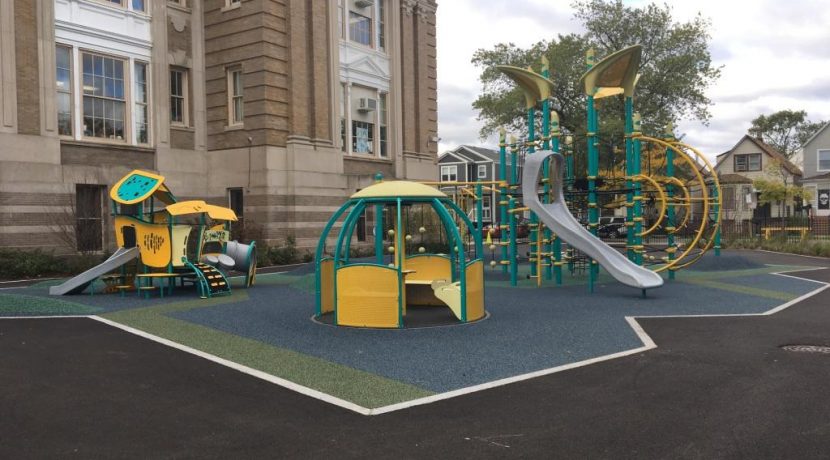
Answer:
[{"left": 0, "top": 249, "right": 66, "bottom": 280}]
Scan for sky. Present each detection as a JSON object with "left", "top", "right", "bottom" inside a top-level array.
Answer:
[{"left": 435, "top": 0, "right": 830, "bottom": 161}]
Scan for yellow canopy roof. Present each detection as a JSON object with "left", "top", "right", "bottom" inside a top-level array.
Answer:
[
  {"left": 351, "top": 181, "right": 447, "bottom": 199},
  {"left": 166, "top": 200, "right": 238, "bottom": 221},
  {"left": 495, "top": 65, "right": 555, "bottom": 109},
  {"left": 580, "top": 45, "right": 642, "bottom": 97}
]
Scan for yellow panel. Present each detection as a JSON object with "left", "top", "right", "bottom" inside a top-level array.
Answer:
[
  {"left": 580, "top": 45, "right": 642, "bottom": 97},
  {"left": 464, "top": 260, "right": 485, "bottom": 321},
  {"left": 204, "top": 204, "right": 238, "bottom": 221},
  {"left": 320, "top": 259, "right": 335, "bottom": 314},
  {"left": 351, "top": 181, "right": 446, "bottom": 199},
  {"left": 165, "top": 200, "right": 208, "bottom": 216},
  {"left": 336, "top": 265, "right": 400, "bottom": 328},
  {"left": 404, "top": 255, "right": 451, "bottom": 283},
  {"left": 114, "top": 216, "right": 172, "bottom": 268},
  {"left": 109, "top": 170, "right": 166, "bottom": 205},
  {"left": 170, "top": 225, "right": 192, "bottom": 267},
  {"left": 432, "top": 280, "right": 462, "bottom": 320},
  {"left": 495, "top": 65, "right": 555, "bottom": 109}
]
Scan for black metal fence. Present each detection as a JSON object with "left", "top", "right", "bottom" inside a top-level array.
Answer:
[{"left": 720, "top": 217, "right": 830, "bottom": 243}]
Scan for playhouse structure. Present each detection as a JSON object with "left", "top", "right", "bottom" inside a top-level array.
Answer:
[
  {"left": 315, "top": 179, "right": 485, "bottom": 328},
  {"left": 50, "top": 170, "right": 256, "bottom": 298}
]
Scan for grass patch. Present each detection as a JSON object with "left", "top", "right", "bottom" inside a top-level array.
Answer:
[
  {"left": 0, "top": 293, "right": 101, "bottom": 316},
  {"left": 102, "top": 289, "right": 433, "bottom": 408}
]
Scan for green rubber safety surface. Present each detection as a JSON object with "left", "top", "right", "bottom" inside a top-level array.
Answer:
[{"left": 0, "top": 293, "right": 101, "bottom": 316}]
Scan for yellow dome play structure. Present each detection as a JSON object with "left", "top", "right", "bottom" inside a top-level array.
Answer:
[{"left": 315, "top": 177, "right": 486, "bottom": 328}]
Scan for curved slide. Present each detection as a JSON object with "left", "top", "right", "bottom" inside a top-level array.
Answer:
[
  {"left": 522, "top": 150, "right": 663, "bottom": 289},
  {"left": 49, "top": 246, "right": 140, "bottom": 295}
]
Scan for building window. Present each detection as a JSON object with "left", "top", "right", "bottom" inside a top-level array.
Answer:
[
  {"left": 170, "top": 68, "right": 187, "bottom": 125},
  {"left": 134, "top": 62, "right": 149, "bottom": 144},
  {"left": 132, "top": 0, "right": 145, "bottom": 12},
  {"left": 76, "top": 184, "right": 104, "bottom": 252},
  {"left": 819, "top": 150, "right": 830, "bottom": 171},
  {"left": 377, "top": 0, "right": 385, "bottom": 51},
  {"left": 357, "top": 210, "right": 367, "bottom": 242},
  {"left": 82, "top": 52, "right": 126, "bottom": 140},
  {"left": 228, "top": 188, "right": 243, "bottom": 220},
  {"left": 478, "top": 164, "right": 487, "bottom": 178},
  {"left": 349, "top": 11, "right": 372, "bottom": 46},
  {"left": 379, "top": 92, "right": 387, "bottom": 157},
  {"left": 722, "top": 187, "right": 736, "bottom": 211},
  {"left": 56, "top": 45, "right": 73, "bottom": 137},
  {"left": 482, "top": 196, "right": 492, "bottom": 220},
  {"left": 734, "top": 153, "right": 761, "bottom": 172},
  {"left": 340, "top": 84, "right": 347, "bottom": 152},
  {"left": 441, "top": 165, "right": 457, "bottom": 182},
  {"left": 352, "top": 120, "right": 374, "bottom": 154},
  {"left": 228, "top": 67, "right": 244, "bottom": 126}
]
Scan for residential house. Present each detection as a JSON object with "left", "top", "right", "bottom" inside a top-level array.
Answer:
[
  {"left": 437, "top": 145, "right": 519, "bottom": 225},
  {"left": 712, "top": 135, "right": 802, "bottom": 222},
  {"left": 798, "top": 122, "right": 830, "bottom": 217}
]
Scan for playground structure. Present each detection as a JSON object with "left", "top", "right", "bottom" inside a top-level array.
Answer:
[
  {"left": 430, "top": 45, "right": 721, "bottom": 290},
  {"left": 49, "top": 170, "right": 256, "bottom": 298},
  {"left": 314, "top": 179, "right": 485, "bottom": 328}
]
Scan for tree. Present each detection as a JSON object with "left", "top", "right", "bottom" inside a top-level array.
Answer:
[
  {"left": 748, "top": 110, "right": 827, "bottom": 158},
  {"left": 753, "top": 157, "right": 811, "bottom": 219},
  {"left": 471, "top": 0, "right": 721, "bottom": 159}
]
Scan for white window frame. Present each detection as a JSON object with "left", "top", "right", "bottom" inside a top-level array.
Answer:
[
  {"left": 170, "top": 67, "right": 189, "bottom": 126},
  {"left": 482, "top": 196, "right": 492, "bottom": 220},
  {"left": 56, "top": 44, "right": 74, "bottom": 138},
  {"left": 80, "top": 50, "right": 129, "bottom": 143},
  {"left": 477, "top": 164, "right": 487, "bottom": 179},
  {"left": 441, "top": 165, "right": 458, "bottom": 182},
  {"left": 133, "top": 60, "right": 150, "bottom": 145},
  {"left": 818, "top": 149, "right": 830, "bottom": 172},
  {"left": 222, "top": 0, "right": 242, "bottom": 12},
  {"left": 227, "top": 66, "right": 244, "bottom": 127},
  {"left": 735, "top": 153, "right": 761, "bottom": 172}
]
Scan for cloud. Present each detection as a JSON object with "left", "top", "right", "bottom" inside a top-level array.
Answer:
[{"left": 436, "top": 1, "right": 830, "bottom": 160}]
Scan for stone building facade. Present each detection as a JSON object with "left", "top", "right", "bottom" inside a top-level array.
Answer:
[{"left": 0, "top": 0, "right": 438, "bottom": 253}]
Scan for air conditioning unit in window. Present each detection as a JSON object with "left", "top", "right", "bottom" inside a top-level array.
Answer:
[
  {"left": 358, "top": 97, "right": 377, "bottom": 112},
  {"left": 355, "top": 0, "right": 374, "bottom": 8}
]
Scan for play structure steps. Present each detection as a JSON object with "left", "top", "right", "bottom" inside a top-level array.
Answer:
[
  {"left": 183, "top": 260, "right": 231, "bottom": 298},
  {"left": 431, "top": 280, "right": 463, "bottom": 320}
]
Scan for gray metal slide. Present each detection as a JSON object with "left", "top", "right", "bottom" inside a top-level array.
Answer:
[
  {"left": 522, "top": 150, "right": 664, "bottom": 289},
  {"left": 49, "top": 246, "right": 140, "bottom": 295}
]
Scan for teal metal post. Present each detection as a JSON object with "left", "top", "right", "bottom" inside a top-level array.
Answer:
[
  {"left": 625, "top": 97, "right": 635, "bottom": 262},
  {"left": 551, "top": 116, "right": 563, "bottom": 285},
  {"left": 508, "top": 197, "right": 518, "bottom": 286},
  {"left": 527, "top": 105, "right": 539, "bottom": 281},
  {"left": 498, "top": 128, "right": 509, "bottom": 274},
  {"left": 632, "top": 113, "right": 644, "bottom": 266},
  {"left": 475, "top": 182, "right": 484, "bottom": 259},
  {"left": 664, "top": 125, "right": 676, "bottom": 279},
  {"left": 396, "top": 198, "right": 403, "bottom": 328},
  {"left": 541, "top": 61, "right": 553, "bottom": 281},
  {"left": 586, "top": 49, "right": 598, "bottom": 292}
]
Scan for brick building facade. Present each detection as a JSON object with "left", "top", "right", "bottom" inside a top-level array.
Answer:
[{"left": 0, "top": 0, "right": 438, "bottom": 253}]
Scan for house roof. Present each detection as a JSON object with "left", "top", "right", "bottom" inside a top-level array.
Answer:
[
  {"left": 800, "top": 121, "right": 830, "bottom": 149},
  {"left": 801, "top": 171, "right": 830, "bottom": 182},
  {"left": 438, "top": 145, "right": 514, "bottom": 165},
  {"left": 718, "top": 173, "right": 753, "bottom": 184},
  {"left": 714, "top": 135, "right": 802, "bottom": 177}
]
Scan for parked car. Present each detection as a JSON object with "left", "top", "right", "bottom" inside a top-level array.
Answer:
[{"left": 597, "top": 216, "right": 627, "bottom": 239}]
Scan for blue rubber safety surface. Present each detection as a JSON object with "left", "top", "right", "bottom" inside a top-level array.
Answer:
[{"left": 171, "top": 266, "right": 821, "bottom": 393}]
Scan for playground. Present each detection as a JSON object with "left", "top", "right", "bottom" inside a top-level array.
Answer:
[
  {"left": 2, "top": 250, "right": 830, "bottom": 456},
  {"left": 2, "top": 42, "right": 830, "bottom": 456}
]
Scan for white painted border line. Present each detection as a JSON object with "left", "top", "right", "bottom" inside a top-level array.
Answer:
[
  {"left": 756, "top": 249, "right": 830, "bottom": 261},
  {"left": 5, "top": 267, "right": 828, "bottom": 417},
  {"left": 0, "top": 315, "right": 93, "bottom": 320},
  {"left": 88, "top": 316, "right": 373, "bottom": 416},
  {"left": 367, "top": 269, "right": 830, "bottom": 415}
]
